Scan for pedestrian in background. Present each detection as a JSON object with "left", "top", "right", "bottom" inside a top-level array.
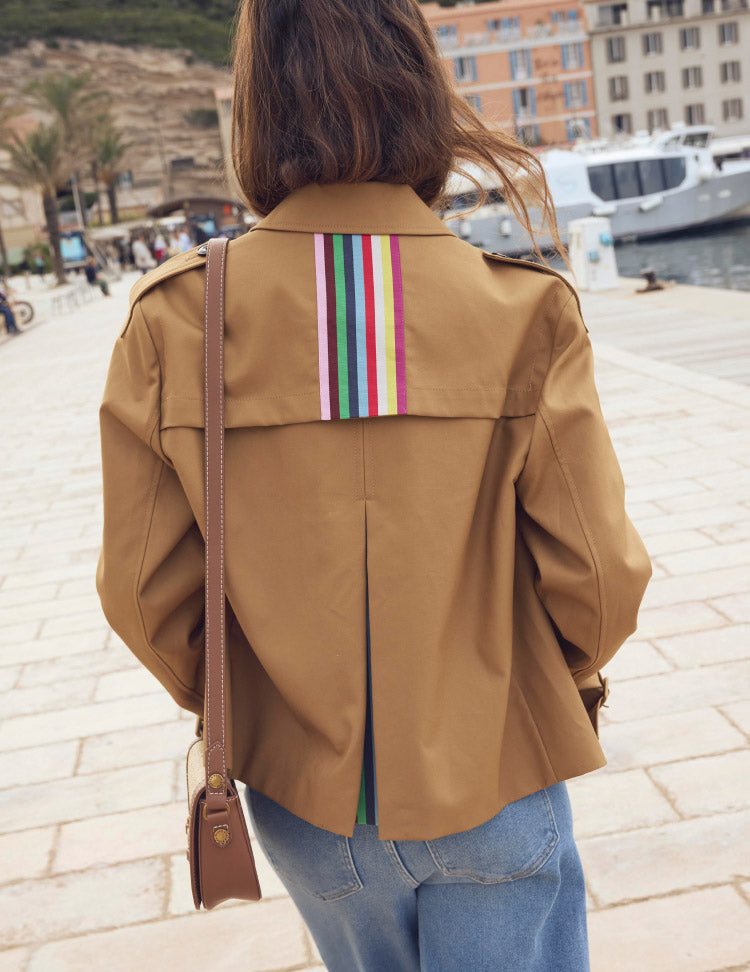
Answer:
[
  {"left": 84, "top": 255, "right": 112, "bottom": 297},
  {"left": 153, "top": 232, "right": 168, "bottom": 264},
  {"left": 96, "top": 0, "right": 651, "bottom": 968},
  {"left": 131, "top": 235, "right": 156, "bottom": 274},
  {"left": 0, "top": 280, "right": 20, "bottom": 335},
  {"left": 177, "top": 226, "right": 192, "bottom": 251}
]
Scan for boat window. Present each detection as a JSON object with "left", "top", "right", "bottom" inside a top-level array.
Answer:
[
  {"left": 638, "top": 159, "right": 665, "bottom": 194},
  {"left": 588, "top": 156, "right": 687, "bottom": 200},
  {"left": 588, "top": 164, "right": 617, "bottom": 201},
  {"left": 613, "top": 161, "right": 641, "bottom": 198},
  {"left": 683, "top": 131, "right": 709, "bottom": 147},
  {"left": 662, "top": 155, "right": 687, "bottom": 188}
]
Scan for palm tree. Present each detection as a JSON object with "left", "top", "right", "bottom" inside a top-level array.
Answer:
[
  {"left": 25, "top": 71, "right": 109, "bottom": 227},
  {"left": 0, "top": 94, "right": 23, "bottom": 277},
  {"left": 92, "top": 116, "right": 131, "bottom": 225},
  {"left": 0, "top": 123, "right": 69, "bottom": 286}
]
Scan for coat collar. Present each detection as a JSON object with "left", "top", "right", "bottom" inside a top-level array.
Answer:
[{"left": 251, "top": 181, "right": 454, "bottom": 237}]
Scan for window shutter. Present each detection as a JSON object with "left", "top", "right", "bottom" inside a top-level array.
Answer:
[
  {"left": 582, "top": 80, "right": 588, "bottom": 106},
  {"left": 530, "top": 87, "right": 537, "bottom": 116},
  {"left": 512, "top": 88, "right": 521, "bottom": 116},
  {"left": 525, "top": 49, "right": 532, "bottom": 76},
  {"left": 562, "top": 44, "right": 569, "bottom": 70},
  {"left": 564, "top": 82, "right": 571, "bottom": 108}
]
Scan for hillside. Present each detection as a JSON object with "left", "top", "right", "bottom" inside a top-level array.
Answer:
[
  {"left": 1, "top": 0, "right": 491, "bottom": 66},
  {"left": 2, "top": 0, "right": 237, "bottom": 66}
]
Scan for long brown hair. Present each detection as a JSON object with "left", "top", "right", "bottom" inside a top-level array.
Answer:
[{"left": 231, "top": 0, "right": 560, "bottom": 256}]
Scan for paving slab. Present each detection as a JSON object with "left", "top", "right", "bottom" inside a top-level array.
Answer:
[
  {"left": 587, "top": 886, "right": 750, "bottom": 972},
  {"left": 25, "top": 898, "right": 310, "bottom": 972},
  {"left": 579, "top": 809, "right": 750, "bottom": 906}
]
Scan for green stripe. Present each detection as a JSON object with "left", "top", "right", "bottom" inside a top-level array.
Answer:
[
  {"left": 356, "top": 761, "right": 367, "bottom": 824},
  {"left": 333, "top": 235, "right": 349, "bottom": 419}
]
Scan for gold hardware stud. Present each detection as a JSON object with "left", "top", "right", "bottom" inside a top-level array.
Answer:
[
  {"left": 208, "top": 773, "right": 223, "bottom": 789},
  {"left": 213, "top": 826, "right": 230, "bottom": 845}
]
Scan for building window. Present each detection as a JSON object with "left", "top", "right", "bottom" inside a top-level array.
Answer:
[
  {"left": 609, "top": 76, "right": 629, "bottom": 100},
  {"left": 702, "top": 0, "right": 715, "bottom": 9},
  {"left": 680, "top": 27, "right": 700, "bottom": 48},
  {"left": 646, "top": 0, "right": 684, "bottom": 17},
  {"left": 464, "top": 94, "right": 482, "bottom": 112},
  {"left": 722, "top": 97, "right": 744, "bottom": 120},
  {"left": 509, "top": 49, "right": 533, "bottom": 80},
  {"left": 719, "top": 21, "right": 739, "bottom": 43},
  {"left": 597, "top": 3, "right": 628, "bottom": 26},
  {"left": 454, "top": 56, "right": 477, "bottom": 82},
  {"left": 564, "top": 80, "right": 588, "bottom": 108},
  {"left": 645, "top": 70, "right": 666, "bottom": 92},
  {"left": 611, "top": 112, "right": 633, "bottom": 133},
  {"left": 561, "top": 41, "right": 584, "bottom": 69},
  {"left": 516, "top": 124, "right": 541, "bottom": 146},
  {"left": 642, "top": 31, "right": 663, "bottom": 55},
  {"left": 720, "top": 60, "right": 741, "bottom": 82},
  {"left": 512, "top": 87, "right": 537, "bottom": 119},
  {"left": 647, "top": 107, "right": 669, "bottom": 130},
  {"left": 566, "top": 117, "right": 591, "bottom": 141},
  {"left": 682, "top": 66, "right": 703, "bottom": 88},
  {"left": 488, "top": 17, "right": 521, "bottom": 39},
  {"left": 434, "top": 24, "right": 458, "bottom": 48},
  {"left": 607, "top": 36, "right": 627, "bottom": 62},
  {"left": 722, "top": 0, "right": 748, "bottom": 8},
  {"left": 685, "top": 103, "right": 706, "bottom": 123}
]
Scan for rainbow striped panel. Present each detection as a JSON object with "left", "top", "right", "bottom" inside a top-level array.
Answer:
[{"left": 314, "top": 233, "right": 407, "bottom": 421}]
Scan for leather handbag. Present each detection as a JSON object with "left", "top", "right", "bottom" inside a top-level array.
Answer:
[{"left": 185, "top": 236, "right": 262, "bottom": 909}]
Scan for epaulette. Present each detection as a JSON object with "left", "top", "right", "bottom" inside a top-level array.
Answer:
[
  {"left": 481, "top": 250, "right": 581, "bottom": 318},
  {"left": 120, "top": 245, "right": 209, "bottom": 336}
]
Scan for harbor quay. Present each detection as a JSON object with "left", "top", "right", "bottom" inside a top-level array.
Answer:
[{"left": 0, "top": 272, "right": 749, "bottom": 971}]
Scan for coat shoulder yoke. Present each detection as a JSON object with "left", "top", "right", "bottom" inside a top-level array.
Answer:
[
  {"left": 481, "top": 250, "right": 582, "bottom": 320},
  {"left": 120, "top": 246, "right": 208, "bottom": 336}
]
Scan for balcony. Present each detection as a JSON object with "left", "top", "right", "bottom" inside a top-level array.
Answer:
[{"left": 434, "top": 21, "right": 585, "bottom": 55}]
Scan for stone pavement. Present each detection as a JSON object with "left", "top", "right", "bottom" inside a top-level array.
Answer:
[{"left": 1, "top": 271, "right": 749, "bottom": 971}]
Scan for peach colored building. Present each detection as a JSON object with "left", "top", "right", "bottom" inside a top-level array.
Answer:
[{"left": 422, "top": 0, "right": 598, "bottom": 145}]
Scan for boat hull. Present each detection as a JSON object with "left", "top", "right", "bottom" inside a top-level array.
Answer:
[{"left": 457, "top": 169, "right": 750, "bottom": 256}]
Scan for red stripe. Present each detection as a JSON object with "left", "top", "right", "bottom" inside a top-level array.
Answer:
[
  {"left": 362, "top": 235, "right": 378, "bottom": 415},
  {"left": 323, "top": 234, "right": 339, "bottom": 420}
]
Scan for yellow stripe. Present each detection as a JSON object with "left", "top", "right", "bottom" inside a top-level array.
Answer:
[{"left": 380, "top": 235, "right": 397, "bottom": 414}]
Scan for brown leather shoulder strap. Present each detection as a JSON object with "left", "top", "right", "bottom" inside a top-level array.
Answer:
[{"left": 203, "top": 236, "right": 230, "bottom": 813}]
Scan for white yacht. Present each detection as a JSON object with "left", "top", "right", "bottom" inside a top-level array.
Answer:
[{"left": 444, "top": 124, "right": 750, "bottom": 255}]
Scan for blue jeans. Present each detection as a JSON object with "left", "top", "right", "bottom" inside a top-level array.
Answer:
[
  {"left": 1, "top": 304, "right": 19, "bottom": 334},
  {"left": 244, "top": 780, "right": 590, "bottom": 971}
]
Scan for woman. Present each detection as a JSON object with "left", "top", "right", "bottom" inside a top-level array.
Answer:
[{"left": 96, "top": 0, "right": 651, "bottom": 968}]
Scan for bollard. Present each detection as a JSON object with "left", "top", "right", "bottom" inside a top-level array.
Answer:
[{"left": 568, "top": 216, "right": 619, "bottom": 291}]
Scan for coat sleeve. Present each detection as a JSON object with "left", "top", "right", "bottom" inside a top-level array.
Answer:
[
  {"left": 95, "top": 299, "right": 205, "bottom": 714},
  {"left": 516, "top": 288, "right": 652, "bottom": 687}
]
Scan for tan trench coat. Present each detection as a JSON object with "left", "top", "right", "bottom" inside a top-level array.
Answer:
[{"left": 96, "top": 182, "right": 651, "bottom": 840}]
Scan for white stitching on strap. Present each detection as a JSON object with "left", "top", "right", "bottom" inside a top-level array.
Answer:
[{"left": 218, "top": 239, "right": 226, "bottom": 785}]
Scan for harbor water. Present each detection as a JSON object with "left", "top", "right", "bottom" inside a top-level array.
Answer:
[{"left": 549, "top": 220, "right": 750, "bottom": 292}]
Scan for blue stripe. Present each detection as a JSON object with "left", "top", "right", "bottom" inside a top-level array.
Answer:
[
  {"left": 343, "top": 235, "right": 359, "bottom": 419},
  {"left": 352, "top": 235, "right": 369, "bottom": 417}
]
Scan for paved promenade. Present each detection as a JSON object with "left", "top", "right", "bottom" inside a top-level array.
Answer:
[{"left": 1, "top": 271, "right": 749, "bottom": 971}]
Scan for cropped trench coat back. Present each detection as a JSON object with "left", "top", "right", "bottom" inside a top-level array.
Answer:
[{"left": 96, "top": 182, "right": 651, "bottom": 840}]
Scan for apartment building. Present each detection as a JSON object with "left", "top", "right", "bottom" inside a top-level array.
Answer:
[
  {"left": 584, "top": 0, "right": 749, "bottom": 137},
  {"left": 421, "top": 0, "right": 598, "bottom": 145}
]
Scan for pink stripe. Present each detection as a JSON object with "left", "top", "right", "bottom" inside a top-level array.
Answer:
[
  {"left": 314, "top": 233, "right": 331, "bottom": 420},
  {"left": 390, "top": 235, "right": 407, "bottom": 414}
]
